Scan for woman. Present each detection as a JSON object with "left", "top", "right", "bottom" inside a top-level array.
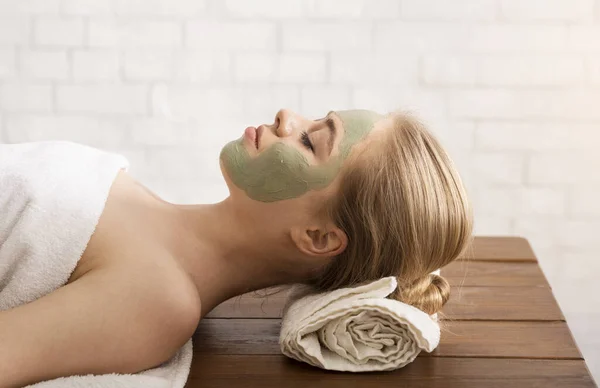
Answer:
[{"left": 0, "top": 109, "right": 472, "bottom": 387}]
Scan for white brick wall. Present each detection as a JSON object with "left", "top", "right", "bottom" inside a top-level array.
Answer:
[
  {"left": 573, "top": 188, "right": 600, "bottom": 216},
  {"left": 500, "top": 0, "right": 595, "bottom": 21},
  {"left": 224, "top": 0, "right": 304, "bottom": 18},
  {"left": 62, "top": 0, "right": 112, "bottom": 15},
  {"left": 56, "top": 84, "right": 148, "bottom": 114},
  {"left": 115, "top": 0, "right": 208, "bottom": 16},
  {"left": 186, "top": 22, "right": 277, "bottom": 50},
  {"left": 0, "top": 49, "right": 16, "bottom": 79},
  {"left": 283, "top": 22, "right": 371, "bottom": 51},
  {"left": 3, "top": 0, "right": 61, "bottom": 14},
  {"left": 402, "top": 0, "right": 497, "bottom": 20},
  {"left": 0, "top": 15, "right": 30, "bottom": 45},
  {"left": 89, "top": 19, "right": 183, "bottom": 48},
  {"left": 0, "top": 82, "right": 53, "bottom": 112},
  {"left": 5, "top": 115, "right": 128, "bottom": 146},
  {"left": 591, "top": 56, "right": 600, "bottom": 84},
  {"left": 331, "top": 54, "right": 419, "bottom": 85},
  {"left": 0, "top": 0, "right": 599, "bottom": 379},
  {"left": 423, "top": 55, "right": 585, "bottom": 86},
  {"left": 173, "top": 51, "right": 230, "bottom": 83},
  {"left": 35, "top": 17, "right": 85, "bottom": 47},
  {"left": 123, "top": 51, "right": 173, "bottom": 81},
  {"left": 529, "top": 153, "right": 600, "bottom": 184},
  {"left": 20, "top": 49, "right": 69, "bottom": 80},
  {"left": 72, "top": 50, "right": 120, "bottom": 80}
]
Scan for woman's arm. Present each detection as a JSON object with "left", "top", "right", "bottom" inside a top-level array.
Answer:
[{"left": 0, "top": 266, "right": 196, "bottom": 388}]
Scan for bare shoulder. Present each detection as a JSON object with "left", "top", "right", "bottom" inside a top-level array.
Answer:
[
  {"left": 67, "top": 166, "right": 203, "bottom": 335},
  {"left": 101, "top": 257, "right": 202, "bottom": 334},
  {"left": 106, "top": 257, "right": 203, "bottom": 337},
  {"left": 0, "top": 166, "right": 206, "bottom": 385},
  {"left": 0, "top": 262, "right": 201, "bottom": 387}
]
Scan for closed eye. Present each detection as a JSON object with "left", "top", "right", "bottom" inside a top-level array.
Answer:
[{"left": 300, "top": 131, "right": 314, "bottom": 153}]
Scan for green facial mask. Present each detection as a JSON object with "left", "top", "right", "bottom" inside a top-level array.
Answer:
[{"left": 220, "top": 109, "right": 383, "bottom": 202}]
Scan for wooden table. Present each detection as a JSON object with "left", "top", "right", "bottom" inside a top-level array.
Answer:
[{"left": 186, "top": 237, "right": 597, "bottom": 387}]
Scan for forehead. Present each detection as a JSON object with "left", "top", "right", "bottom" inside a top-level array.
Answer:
[
  {"left": 329, "top": 110, "right": 388, "bottom": 154},
  {"left": 332, "top": 109, "right": 383, "bottom": 126},
  {"left": 331, "top": 109, "right": 386, "bottom": 137}
]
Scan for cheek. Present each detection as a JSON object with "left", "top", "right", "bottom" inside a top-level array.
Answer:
[
  {"left": 249, "top": 147, "right": 312, "bottom": 201},
  {"left": 221, "top": 141, "right": 314, "bottom": 202},
  {"left": 221, "top": 140, "right": 343, "bottom": 203}
]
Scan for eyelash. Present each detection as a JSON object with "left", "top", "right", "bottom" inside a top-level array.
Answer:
[{"left": 300, "top": 131, "right": 314, "bottom": 153}]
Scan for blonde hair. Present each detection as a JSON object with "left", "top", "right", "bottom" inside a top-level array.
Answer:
[{"left": 306, "top": 111, "right": 473, "bottom": 315}]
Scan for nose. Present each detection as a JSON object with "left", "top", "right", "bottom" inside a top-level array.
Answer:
[{"left": 274, "top": 109, "right": 295, "bottom": 138}]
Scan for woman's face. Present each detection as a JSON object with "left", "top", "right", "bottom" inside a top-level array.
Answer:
[
  {"left": 220, "top": 109, "right": 387, "bottom": 203},
  {"left": 219, "top": 109, "right": 389, "bottom": 240}
]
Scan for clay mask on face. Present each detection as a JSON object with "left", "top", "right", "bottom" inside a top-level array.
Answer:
[{"left": 220, "top": 109, "right": 382, "bottom": 202}]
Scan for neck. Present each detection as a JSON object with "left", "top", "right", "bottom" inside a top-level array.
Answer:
[{"left": 160, "top": 198, "right": 303, "bottom": 317}]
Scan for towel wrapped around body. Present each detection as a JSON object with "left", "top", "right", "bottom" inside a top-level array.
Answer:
[
  {"left": 279, "top": 273, "right": 441, "bottom": 372},
  {"left": 0, "top": 141, "right": 193, "bottom": 388}
]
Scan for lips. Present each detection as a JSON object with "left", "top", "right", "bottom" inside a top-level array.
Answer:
[
  {"left": 244, "top": 126, "right": 256, "bottom": 148},
  {"left": 255, "top": 126, "right": 262, "bottom": 149},
  {"left": 244, "top": 125, "right": 263, "bottom": 150}
]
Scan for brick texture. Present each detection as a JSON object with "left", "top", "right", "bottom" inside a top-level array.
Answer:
[{"left": 0, "top": 0, "right": 598, "bottom": 380}]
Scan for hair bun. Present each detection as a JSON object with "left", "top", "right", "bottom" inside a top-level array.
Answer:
[{"left": 392, "top": 273, "right": 450, "bottom": 315}]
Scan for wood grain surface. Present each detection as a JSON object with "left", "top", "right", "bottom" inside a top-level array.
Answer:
[
  {"left": 187, "top": 356, "right": 595, "bottom": 388},
  {"left": 206, "top": 285, "right": 564, "bottom": 320},
  {"left": 194, "top": 319, "right": 581, "bottom": 359},
  {"left": 185, "top": 237, "right": 597, "bottom": 387},
  {"left": 463, "top": 236, "right": 537, "bottom": 262},
  {"left": 443, "top": 261, "right": 550, "bottom": 287}
]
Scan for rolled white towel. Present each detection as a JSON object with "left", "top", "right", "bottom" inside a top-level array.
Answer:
[{"left": 279, "top": 273, "right": 441, "bottom": 372}]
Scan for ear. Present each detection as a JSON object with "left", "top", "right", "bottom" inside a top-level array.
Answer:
[{"left": 291, "top": 224, "right": 348, "bottom": 258}]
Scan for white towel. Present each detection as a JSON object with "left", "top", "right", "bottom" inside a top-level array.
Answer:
[
  {"left": 26, "top": 340, "right": 193, "bottom": 388},
  {"left": 0, "top": 141, "right": 193, "bottom": 388},
  {"left": 279, "top": 271, "right": 441, "bottom": 372}
]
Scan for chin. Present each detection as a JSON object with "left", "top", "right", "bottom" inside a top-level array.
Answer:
[
  {"left": 218, "top": 158, "right": 249, "bottom": 203},
  {"left": 218, "top": 158, "right": 234, "bottom": 192}
]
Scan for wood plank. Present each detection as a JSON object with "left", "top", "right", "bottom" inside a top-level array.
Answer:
[
  {"left": 193, "top": 319, "right": 582, "bottom": 359},
  {"left": 186, "top": 237, "right": 595, "bottom": 387},
  {"left": 185, "top": 356, "right": 596, "bottom": 388},
  {"left": 206, "top": 285, "right": 563, "bottom": 321},
  {"left": 444, "top": 261, "right": 550, "bottom": 287},
  {"left": 443, "top": 286, "right": 563, "bottom": 320},
  {"left": 464, "top": 237, "right": 537, "bottom": 262},
  {"left": 430, "top": 321, "right": 581, "bottom": 359}
]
